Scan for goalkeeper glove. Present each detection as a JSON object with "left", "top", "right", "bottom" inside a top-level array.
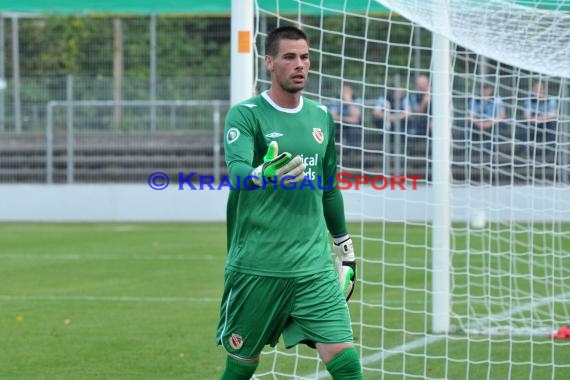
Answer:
[
  {"left": 251, "top": 141, "right": 306, "bottom": 187},
  {"left": 333, "top": 235, "right": 356, "bottom": 301}
]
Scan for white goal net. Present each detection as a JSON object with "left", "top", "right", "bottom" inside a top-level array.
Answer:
[{"left": 252, "top": 0, "right": 570, "bottom": 378}]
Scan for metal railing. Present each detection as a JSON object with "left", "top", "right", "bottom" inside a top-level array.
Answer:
[{"left": 45, "top": 100, "right": 230, "bottom": 184}]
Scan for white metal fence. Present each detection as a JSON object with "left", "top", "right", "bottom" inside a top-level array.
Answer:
[{"left": 7, "top": 100, "right": 228, "bottom": 184}]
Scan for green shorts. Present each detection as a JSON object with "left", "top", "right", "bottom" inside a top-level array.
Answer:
[{"left": 215, "top": 269, "right": 353, "bottom": 360}]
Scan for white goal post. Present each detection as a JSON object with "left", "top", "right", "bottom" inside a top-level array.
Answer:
[{"left": 231, "top": 0, "right": 570, "bottom": 378}]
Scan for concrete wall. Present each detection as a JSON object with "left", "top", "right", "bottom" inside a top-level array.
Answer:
[{"left": 2, "top": 184, "right": 570, "bottom": 223}]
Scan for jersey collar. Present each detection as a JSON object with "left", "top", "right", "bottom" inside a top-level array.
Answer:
[{"left": 261, "top": 90, "right": 304, "bottom": 114}]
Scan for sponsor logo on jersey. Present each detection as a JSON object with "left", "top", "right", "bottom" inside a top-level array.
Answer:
[
  {"left": 229, "top": 333, "right": 243, "bottom": 350},
  {"left": 312, "top": 128, "right": 324, "bottom": 144},
  {"left": 226, "top": 128, "right": 240, "bottom": 144},
  {"left": 265, "top": 132, "right": 284, "bottom": 139}
]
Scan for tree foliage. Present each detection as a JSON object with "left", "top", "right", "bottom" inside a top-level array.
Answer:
[
  {"left": 4, "top": 14, "right": 425, "bottom": 102},
  {"left": 8, "top": 15, "right": 232, "bottom": 79}
]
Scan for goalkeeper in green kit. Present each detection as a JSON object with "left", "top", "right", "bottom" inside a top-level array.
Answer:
[{"left": 216, "top": 26, "right": 363, "bottom": 379}]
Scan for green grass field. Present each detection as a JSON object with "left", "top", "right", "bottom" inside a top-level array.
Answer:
[
  {"left": 0, "top": 223, "right": 227, "bottom": 379},
  {"left": 1, "top": 222, "right": 570, "bottom": 379}
]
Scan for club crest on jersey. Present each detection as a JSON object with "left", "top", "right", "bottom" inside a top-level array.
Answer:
[
  {"left": 312, "top": 128, "right": 324, "bottom": 144},
  {"left": 229, "top": 333, "right": 243, "bottom": 350},
  {"left": 226, "top": 128, "right": 240, "bottom": 144}
]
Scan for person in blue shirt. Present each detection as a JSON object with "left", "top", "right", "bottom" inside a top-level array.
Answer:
[
  {"left": 406, "top": 75, "right": 431, "bottom": 155},
  {"left": 468, "top": 83, "right": 507, "bottom": 159},
  {"left": 372, "top": 88, "right": 409, "bottom": 148},
  {"left": 518, "top": 81, "right": 557, "bottom": 146},
  {"left": 330, "top": 83, "right": 362, "bottom": 150}
]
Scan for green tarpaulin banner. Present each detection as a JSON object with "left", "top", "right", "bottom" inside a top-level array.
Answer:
[{"left": 0, "top": 0, "right": 389, "bottom": 15}]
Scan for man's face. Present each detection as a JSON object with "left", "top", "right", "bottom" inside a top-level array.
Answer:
[
  {"left": 265, "top": 38, "right": 310, "bottom": 93},
  {"left": 342, "top": 85, "right": 353, "bottom": 100},
  {"left": 533, "top": 83, "right": 546, "bottom": 98},
  {"left": 415, "top": 76, "right": 429, "bottom": 92}
]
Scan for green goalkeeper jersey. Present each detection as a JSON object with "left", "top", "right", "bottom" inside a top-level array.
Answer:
[{"left": 224, "top": 91, "right": 347, "bottom": 277}]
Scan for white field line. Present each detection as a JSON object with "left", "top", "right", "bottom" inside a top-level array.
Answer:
[
  {"left": 0, "top": 294, "right": 219, "bottom": 303},
  {"left": 0, "top": 294, "right": 429, "bottom": 307},
  {"left": 308, "top": 291, "right": 570, "bottom": 379},
  {"left": 0, "top": 253, "right": 219, "bottom": 261}
]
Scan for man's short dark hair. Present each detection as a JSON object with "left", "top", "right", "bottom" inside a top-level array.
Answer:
[{"left": 265, "top": 26, "right": 308, "bottom": 57}]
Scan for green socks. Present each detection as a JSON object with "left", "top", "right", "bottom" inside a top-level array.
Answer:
[
  {"left": 220, "top": 348, "right": 361, "bottom": 380},
  {"left": 220, "top": 355, "right": 258, "bottom": 380},
  {"left": 326, "top": 347, "right": 363, "bottom": 380}
]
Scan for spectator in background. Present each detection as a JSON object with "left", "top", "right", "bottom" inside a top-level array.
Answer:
[
  {"left": 518, "top": 81, "right": 558, "bottom": 147},
  {"left": 372, "top": 88, "right": 409, "bottom": 147},
  {"left": 330, "top": 83, "right": 362, "bottom": 150},
  {"left": 468, "top": 83, "right": 508, "bottom": 159},
  {"left": 406, "top": 75, "right": 431, "bottom": 154}
]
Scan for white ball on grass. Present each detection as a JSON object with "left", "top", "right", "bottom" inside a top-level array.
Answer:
[{"left": 470, "top": 210, "right": 487, "bottom": 229}]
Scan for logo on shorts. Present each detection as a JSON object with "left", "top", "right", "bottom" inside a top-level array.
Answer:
[
  {"left": 312, "top": 128, "right": 324, "bottom": 144},
  {"left": 229, "top": 333, "right": 243, "bottom": 350}
]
